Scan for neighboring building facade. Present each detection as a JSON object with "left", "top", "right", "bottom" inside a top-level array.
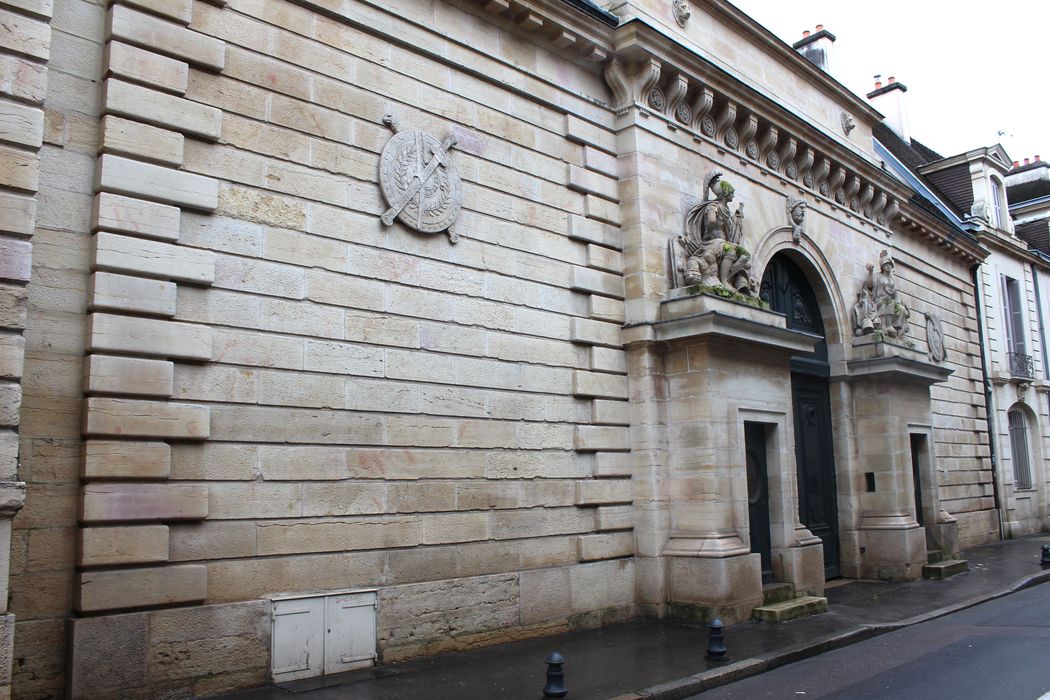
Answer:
[{"left": 0, "top": 0, "right": 1000, "bottom": 697}]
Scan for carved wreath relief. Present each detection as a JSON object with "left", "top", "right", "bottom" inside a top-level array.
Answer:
[
  {"left": 379, "top": 115, "right": 462, "bottom": 243},
  {"left": 926, "top": 313, "right": 947, "bottom": 362}
]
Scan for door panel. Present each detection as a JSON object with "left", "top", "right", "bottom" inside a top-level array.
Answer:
[
  {"left": 792, "top": 374, "right": 839, "bottom": 578},
  {"left": 745, "top": 423, "right": 773, "bottom": 581}
]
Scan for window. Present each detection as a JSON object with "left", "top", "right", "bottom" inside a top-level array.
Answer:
[
  {"left": 1003, "top": 275, "right": 1026, "bottom": 355},
  {"left": 1008, "top": 408, "right": 1033, "bottom": 490},
  {"left": 991, "top": 177, "right": 1005, "bottom": 229}
]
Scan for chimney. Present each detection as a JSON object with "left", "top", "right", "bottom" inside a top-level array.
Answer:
[
  {"left": 866, "top": 75, "right": 911, "bottom": 143},
  {"left": 792, "top": 25, "right": 836, "bottom": 75}
]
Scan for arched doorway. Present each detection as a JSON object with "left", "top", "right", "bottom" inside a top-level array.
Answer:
[{"left": 760, "top": 254, "right": 840, "bottom": 578}]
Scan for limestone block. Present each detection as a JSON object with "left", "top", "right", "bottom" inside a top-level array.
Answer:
[
  {"left": 596, "top": 504, "right": 634, "bottom": 531},
  {"left": 577, "top": 532, "right": 633, "bottom": 561},
  {"left": 574, "top": 425, "right": 629, "bottom": 452},
  {"left": 589, "top": 295, "right": 624, "bottom": 323},
  {"left": 107, "top": 5, "right": 225, "bottom": 71},
  {"left": 571, "top": 317, "right": 621, "bottom": 348},
  {"left": 96, "top": 154, "right": 219, "bottom": 211},
  {"left": 121, "top": 0, "right": 192, "bottom": 23},
  {"left": 571, "top": 265, "right": 624, "bottom": 299},
  {"left": 89, "top": 271, "right": 177, "bottom": 317},
  {"left": 0, "top": 98, "right": 43, "bottom": 148},
  {"left": 565, "top": 114, "right": 615, "bottom": 153},
  {"left": 591, "top": 347, "right": 627, "bottom": 374},
  {"left": 567, "top": 214, "right": 620, "bottom": 249},
  {"left": 593, "top": 399, "right": 629, "bottom": 425},
  {"left": 83, "top": 397, "right": 210, "bottom": 439},
  {"left": 0, "top": 8, "right": 49, "bottom": 60},
  {"left": 103, "top": 79, "right": 221, "bottom": 141},
  {"left": 0, "top": 334, "right": 24, "bottom": 379},
  {"left": 93, "top": 231, "right": 215, "bottom": 283},
  {"left": 567, "top": 164, "right": 618, "bottom": 201},
  {"left": 82, "top": 440, "right": 171, "bottom": 479},
  {"left": 78, "top": 525, "right": 169, "bottom": 566},
  {"left": 69, "top": 612, "right": 149, "bottom": 697},
  {"left": 94, "top": 192, "right": 181, "bottom": 242},
  {"left": 100, "top": 115, "right": 184, "bottom": 166},
  {"left": 519, "top": 567, "right": 571, "bottom": 624},
  {"left": 0, "top": 144, "right": 38, "bottom": 191},
  {"left": 0, "top": 191, "right": 35, "bottom": 235},
  {"left": 0, "top": 54, "right": 47, "bottom": 103},
  {"left": 76, "top": 564, "right": 207, "bottom": 612},
  {"left": 0, "top": 238, "right": 31, "bottom": 283},
  {"left": 80, "top": 482, "right": 208, "bottom": 522},
  {"left": 575, "top": 479, "right": 632, "bottom": 506},
  {"left": 585, "top": 195, "right": 621, "bottom": 226},
  {"left": 0, "top": 382, "right": 20, "bottom": 426},
  {"left": 572, "top": 370, "right": 627, "bottom": 399},
  {"left": 0, "top": 432, "right": 16, "bottom": 480},
  {"left": 84, "top": 354, "right": 174, "bottom": 397},
  {"left": 104, "top": 41, "right": 189, "bottom": 95},
  {"left": 569, "top": 559, "right": 634, "bottom": 612},
  {"left": 584, "top": 146, "right": 618, "bottom": 178},
  {"left": 587, "top": 244, "right": 624, "bottom": 274},
  {"left": 2, "top": 0, "right": 52, "bottom": 19}
]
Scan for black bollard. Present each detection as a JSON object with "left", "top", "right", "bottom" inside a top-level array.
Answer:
[
  {"left": 1041, "top": 544, "right": 1050, "bottom": 568},
  {"left": 706, "top": 618, "right": 729, "bottom": 663},
  {"left": 543, "top": 652, "right": 567, "bottom": 698}
]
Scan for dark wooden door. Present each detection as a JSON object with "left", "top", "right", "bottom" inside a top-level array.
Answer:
[
  {"left": 792, "top": 374, "right": 839, "bottom": 578},
  {"left": 910, "top": 434, "right": 925, "bottom": 527},
  {"left": 745, "top": 423, "right": 773, "bottom": 581},
  {"left": 762, "top": 255, "right": 840, "bottom": 579}
]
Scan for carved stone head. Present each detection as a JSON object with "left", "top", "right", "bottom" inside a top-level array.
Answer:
[
  {"left": 841, "top": 112, "right": 856, "bottom": 135},
  {"left": 673, "top": 0, "right": 690, "bottom": 27}
]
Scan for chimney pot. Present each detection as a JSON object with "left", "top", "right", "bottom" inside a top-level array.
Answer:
[
  {"left": 888, "top": 76, "right": 896, "bottom": 84},
  {"left": 1037, "top": 155, "right": 1042, "bottom": 162},
  {"left": 816, "top": 24, "right": 824, "bottom": 31},
  {"left": 1025, "top": 158, "right": 1031, "bottom": 165},
  {"left": 875, "top": 80, "right": 882, "bottom": 89},
  {"left": 802, "top": 29, "right": 810, "bottom": 37}
]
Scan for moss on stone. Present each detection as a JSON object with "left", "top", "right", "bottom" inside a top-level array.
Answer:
[{"left": 683, "top": 284, "right": 769, "bottom": 310}]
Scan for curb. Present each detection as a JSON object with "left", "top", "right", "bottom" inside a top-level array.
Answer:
[{"left": 632, "top": 568, "right": 1050, "bottom": 699}]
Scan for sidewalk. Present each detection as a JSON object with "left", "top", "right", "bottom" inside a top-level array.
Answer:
[{"left": 213, "top": 534, "right": 1050, "bottom": 700}]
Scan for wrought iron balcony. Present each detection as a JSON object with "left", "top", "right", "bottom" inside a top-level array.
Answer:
[{"left": 1008, "top": 351, "right": 1034, "bottom": 379}]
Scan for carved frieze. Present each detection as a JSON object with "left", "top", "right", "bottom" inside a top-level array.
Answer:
[{"left": 379, "top": 115, "right": 462, "bottom": 243}]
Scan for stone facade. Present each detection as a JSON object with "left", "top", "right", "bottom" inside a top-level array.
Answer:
[{"left": 2, "top": 0, "right": 1001, "bottom": 697}]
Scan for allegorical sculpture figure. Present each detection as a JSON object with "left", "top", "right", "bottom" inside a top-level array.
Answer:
[
  {"left": 853, "top": 249, "right": 910, "bottom": 339},
  {"left": 675, "top": 172, "right": 758, "bottom": 295}
]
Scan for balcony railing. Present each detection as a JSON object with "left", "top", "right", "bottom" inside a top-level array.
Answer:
[{"left": 1008, "top": 351, "right": 1034, "bottom": 379}]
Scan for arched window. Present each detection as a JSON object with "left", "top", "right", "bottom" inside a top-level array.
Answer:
[{"left": 1008, "top": 408, "right": 1033, "bottom": 489}]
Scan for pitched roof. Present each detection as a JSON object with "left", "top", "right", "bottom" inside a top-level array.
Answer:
[
  {"left": 1007, "top": 178, "right": 1050, "bottom": 205},
  {"left": 873, "top": 122, "right": 943, "bottom": 170},
  {"left": 1015, "top": 219, "right": 1050, "bottom": 255}
]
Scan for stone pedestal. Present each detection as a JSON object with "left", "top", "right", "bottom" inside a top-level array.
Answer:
[
  {"left": 856, "top": 513, "right": 927, "bottom": 580},
  {"left": 668, "top": 552, "right": 763, "bottom": 625}
]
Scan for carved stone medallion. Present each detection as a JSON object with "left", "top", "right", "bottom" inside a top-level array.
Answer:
[
  {"left": 675, "top": 102, "right": 692, "bottom": 125},
  {"left": 841, "top": 112, "right": 856, "bottom": 135},
  {"left": 700, "top": 115, "right": 717, "bottom": 137},
  {"left": 648, "top": 87, "right": 666, "bottom": 112},
  {"left": 672, "top": 0, "right": 690, "bottom": 27},
  {"left": 926, "top": 313, "right": 946, "bottom": 362},
  {"left": 379, "top": 115, "right": 461, "bottom": 243}
]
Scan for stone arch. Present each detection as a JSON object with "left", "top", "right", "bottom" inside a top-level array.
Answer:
[
  {"left": 1005, "top": 400, "right": 1041, "bottom": 490},
  {"left": 753, "top": 228, "right": 849, "bottom": 348}
]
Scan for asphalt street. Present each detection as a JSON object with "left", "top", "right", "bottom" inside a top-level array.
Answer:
[{"left": 693, "top": 581, "right": 1050, "bottom": 700}]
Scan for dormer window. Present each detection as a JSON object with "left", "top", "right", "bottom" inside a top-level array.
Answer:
[{"left": 991, "top": 176, "right": 1005, "bottom": 229}]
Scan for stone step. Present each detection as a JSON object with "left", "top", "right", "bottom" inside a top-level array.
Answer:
[
  {"left": 922, "top": 559, "right": 968, "bottom": 580},
  {"left": 927, "top": 548, "right": 947, "bottom": 564},
  {"left": 752, "top": 596, "right": 828, "bottom": 623},
  {"left": 762, "top": 582, "right": 796, "bottom": 605}
]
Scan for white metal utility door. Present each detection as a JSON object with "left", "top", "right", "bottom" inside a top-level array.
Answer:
[
  {"left": 271, "top": 596, "right": 325, "bottom": 682},
  {"left": 324, "top": 592, "right": 378, "bottom": 674}
]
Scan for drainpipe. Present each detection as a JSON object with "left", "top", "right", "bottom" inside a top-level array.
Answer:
[{"left": 972, "top": 262, "right": 1005, "bottom": 540}]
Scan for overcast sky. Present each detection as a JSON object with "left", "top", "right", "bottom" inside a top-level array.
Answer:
[{"left": 729, "top": 0, "right": 1049, "bottom": 163}]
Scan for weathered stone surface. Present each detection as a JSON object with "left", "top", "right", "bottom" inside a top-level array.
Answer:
[
  {"left": 83, "top": 397, "right": 210, "bottom": 439},
  {"left": 89, "top": 271, "right": 177, "bottom": 316},
  {"left": 94, "top": 192, "right": 181, "bottom": 241},
  {"left": 0, "top": 143, "right": 38, "bottom": 191},
  {"left": 95, "top": 154, "right": 219, "bottom": 211},
  {"left": 0, "top": 8, "right": 49, "bottom": 61},
  {"left": 571, "top": 370, "right": 628, "bottom": 399},
  {"left": 93, "top": 231, "right": 216, "bottom": 283},
  {"left": 574, "top": 425, "right": 630, "bottom": 452},
  {"left": 103, "top": 79, "right": 221, "bottom": 141},
  {"left": 87, "top": 312, "right": 213, "bottom": 361},
  {"left": 0, "top": 238, "right": 31, "bottom": 283},
  {"left": 0, "top": 191, "right": 35, "bottom": 236},
  {"left": 82, "top": 440, "right": 171, "bottom": 479},
  {"left": 571, "top": 265, "right": 624, "bottom": 299},
  {"left": 105, "top": 40, "right": 189, "bottom": 95},
  {"left": 80, "top": 482, "right": 208, "bottom": 522},
  {"left": 78, "top": 525, "right": 169, "bottom": 566},
  {"left": 107, "top": 5, "right": 225, "bottom": 70},
  {"left": 84, "top": 354, "right": 174, "bottom": 397},
  {"left": 76, "top": 564, "right": 207, "bottom": 612},
  {"left": 100, "top": 115, "right": 184, "bottom": 166},
  {"left": 148, "top": 601, "right": 269, "bottom": 684},
  {"left": 0, "top": 98, "right": 43, "bottom": 148},
  {"left": 69, "top": 612, "right": 149, "bottom": 698},
  {"left": 567, "top": 213, "right": 621, "bottom": 249},
  {"left": 0, "top": 333, "right": 24, "bottom": 380},
  {"left": 570, "top": 317, "right": 621, "bottom": 348},
  {"left": 575, "top": 479, "right": 632, "bottom": 506},
  {"left": 577, "top": 532, "right": 633, "bottom": 561}
]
